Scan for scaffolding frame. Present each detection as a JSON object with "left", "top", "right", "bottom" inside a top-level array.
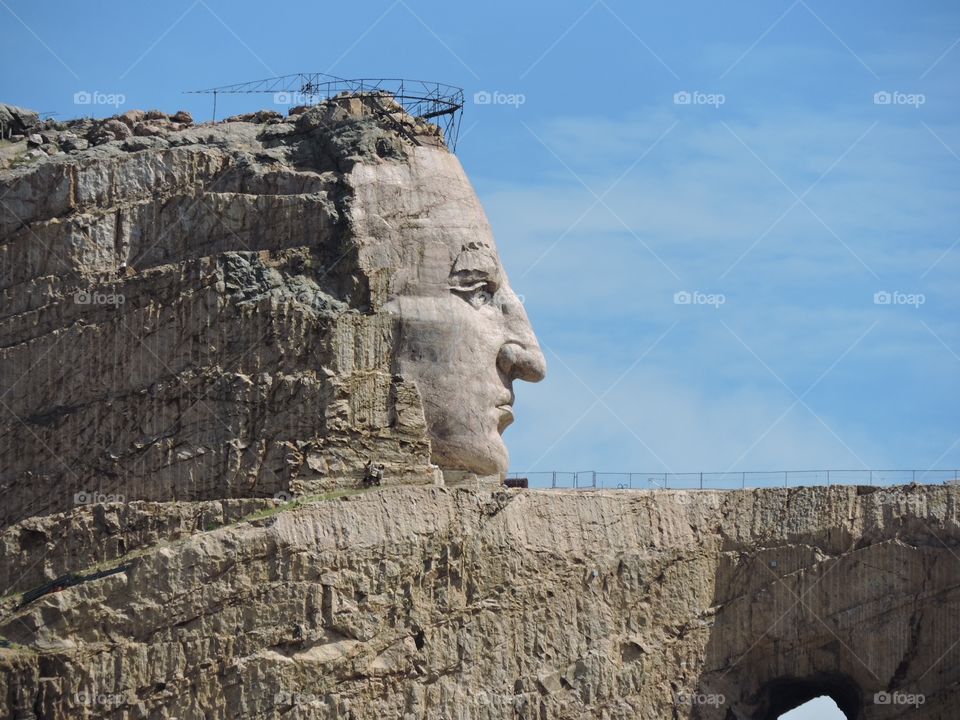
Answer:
[{"left": 185, "top": 73, "right": 465, "bottom": 149}]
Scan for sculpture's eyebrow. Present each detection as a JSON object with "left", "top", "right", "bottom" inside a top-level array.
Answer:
[{"left": 448, "top": 242, "right": 501, "bottom": 285}]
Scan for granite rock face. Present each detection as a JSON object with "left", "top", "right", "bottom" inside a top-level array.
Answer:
[
  {"left": 0, "top": 484, "right": 958, "bottom": 719},
  {"left": 0, "top": 95, "right": 546, "bottom": 529}
]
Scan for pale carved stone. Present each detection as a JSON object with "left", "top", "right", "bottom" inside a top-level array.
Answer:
[{"left": 350, "top": 145, "right": 546, "bottom": 484}]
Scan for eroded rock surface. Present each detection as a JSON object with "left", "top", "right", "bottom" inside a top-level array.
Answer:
[
  {"left": 0, "top": 484, "right": 957, "bottom": 719},
  {"left": 1, "top": 95, "right": 547, "bottom": 529}
]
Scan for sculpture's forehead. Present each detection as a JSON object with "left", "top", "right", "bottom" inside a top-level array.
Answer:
[
  {"left": 349, "top": 147, "right": 503, "bottom": 289},
  {"left": 353, "top": 147, "right": 489, "bottom": 226},
  {"left": 395, "top": 224, "right": 502, "bottom": 291}
]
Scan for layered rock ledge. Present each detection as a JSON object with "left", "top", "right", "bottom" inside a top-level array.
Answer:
[{"left": 1, "top": 484, "right": 957, "bottom": 719}]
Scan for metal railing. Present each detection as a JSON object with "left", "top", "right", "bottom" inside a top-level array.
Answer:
[{"left": 506, "top": 470, "right": 960, "bottom": 490}]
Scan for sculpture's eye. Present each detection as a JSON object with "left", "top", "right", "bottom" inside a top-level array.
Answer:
[
  {"left": 449, "top": 242, "right": 501, "bottom": 308},
  {"left": 450, "top": 276, "right": 498, "bottom": 308}
]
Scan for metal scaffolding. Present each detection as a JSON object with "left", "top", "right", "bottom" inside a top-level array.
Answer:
[{"left": 185, "top": 73, "right": 465, "bottom": 149}]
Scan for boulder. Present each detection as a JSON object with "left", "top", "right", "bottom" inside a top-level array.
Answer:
[
  {"left": 118, "top": 109, "right": 146, "bottom": 128},
  {"left": 132, "top": 122, "right": 164, "bottom": 137},
  {"left": 58, "top": 133, "right": 89, "bottom": 152},
  {"left": 0, "top": 103, "right": 40, "bottom": 136},
  {"left": 86, "top": 117, "right": 132, "bottom": 144}
]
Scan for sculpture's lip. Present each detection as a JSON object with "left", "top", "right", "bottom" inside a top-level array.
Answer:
[{"left": 495, "top": 403, "right": 514, "bottom": 433}]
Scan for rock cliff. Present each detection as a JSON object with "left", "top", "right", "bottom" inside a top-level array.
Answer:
[
  {"left": 0, "top": 484, "right": 958, "bottom": 719},
  {"left": 0, "top": 97, "right": 459, "bottom": 529}
]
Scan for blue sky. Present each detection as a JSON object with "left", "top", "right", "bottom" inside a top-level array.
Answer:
[
  {"left": 780, "top": 695, "right": 844, "bottom": 719},
  {"left": 2, "top": 0, "right": 958, "bottom": 483}
]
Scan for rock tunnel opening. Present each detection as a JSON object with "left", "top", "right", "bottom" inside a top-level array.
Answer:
[
  {"left": 758, "top": 674, "right": 861, "bottom": 720},
  {"left": 778, "top": 696, "right": 846, "bottom": 719}
]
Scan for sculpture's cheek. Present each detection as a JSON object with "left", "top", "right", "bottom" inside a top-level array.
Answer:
[{"left": 389, "top": 295, "right": 510, "bottom": 476}]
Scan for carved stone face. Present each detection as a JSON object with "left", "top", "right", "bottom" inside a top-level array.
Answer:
[{"left": 351, "top": 145, "right": 546, "bottom": 480}]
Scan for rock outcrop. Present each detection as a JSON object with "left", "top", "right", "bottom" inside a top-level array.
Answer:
[
  {"left": 0, "top": 96, "right": 469, "bottom": 529},
  {"left": 1, "top": 91, "right": 546, "bottom": 529},
  {"left": 0, "top": 484, "right": 958, "bottom": 719},
  {"left": 0, "top": 105, "right": 41, "bottom": 140}
]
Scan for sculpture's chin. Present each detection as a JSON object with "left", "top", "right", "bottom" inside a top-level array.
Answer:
[{"left": 432, "top": 433, "right": 509, "bottom": 480}]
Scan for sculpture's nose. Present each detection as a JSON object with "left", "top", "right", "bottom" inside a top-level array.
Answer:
[{"left": 496, "top": 290, "right": 546, "bottom": 383}]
